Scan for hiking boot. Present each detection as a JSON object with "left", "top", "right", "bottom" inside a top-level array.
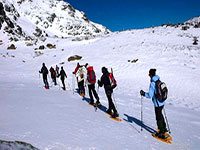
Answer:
[
  {"left": 112, "top": 112, "right": 119, "bottom": 118},
  {"left": 89, "top": 101, "right": 94, "bottom": 105},
  {"left": 96, "top": 100, "right": 102, "bottom": 107},
  {"left": 106, "top": 109, "right": 112, "bottom": 115},
  {"left": 164, "top": 128, "right": 168, "bottom": 133},
  {"left": 155, "top": 132, "right": 166, "bottom": 139}
]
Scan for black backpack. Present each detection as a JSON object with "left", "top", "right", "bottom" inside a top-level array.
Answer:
[{"left": 155, "top": 80, "right": 168, "bottom": 102}]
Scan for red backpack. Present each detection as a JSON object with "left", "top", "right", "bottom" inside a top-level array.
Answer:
[
  {"left": 87, "top": 66, "right": 96, "bottom": 83},
  {"left": 109, "top": 73, "right": 117, "bottom": 89}
]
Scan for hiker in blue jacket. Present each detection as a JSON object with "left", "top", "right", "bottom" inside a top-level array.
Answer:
[{"left": 140, "top": 69, "right": 167, "bottom": 138}]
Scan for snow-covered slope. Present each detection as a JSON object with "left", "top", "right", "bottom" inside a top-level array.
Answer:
[
  {"left": 0, "top": 0, "right": 110, "bottom": 43},
  {"left": 0, "top": 11, "right": 200, "bottom": 150}
]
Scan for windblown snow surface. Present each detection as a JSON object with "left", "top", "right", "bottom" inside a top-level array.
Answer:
[{"left": 0, "top": 26, "right": 200, "bottom": 149}]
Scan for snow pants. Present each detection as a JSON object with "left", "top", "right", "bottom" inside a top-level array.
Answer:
[
  {"left": 61, "top": 77, "right": 65, "bottom": 90},
  {"left": 88, "top": 83, "right": 99, "bottom": 103},
  {"left": 155, "top": 105, "right": 167, "bottom": 133},
  {"left": 78, "top": 80, "right": 85, "bottom": 94},
  {"left": 52, "top": 76, "right": 57, "bottom": 85},
  {"left": 105, "top": 90, "right": 117, "bottom": 113},
  {"left": 43, "top": 75, "right": 49, "bottom": 87}
]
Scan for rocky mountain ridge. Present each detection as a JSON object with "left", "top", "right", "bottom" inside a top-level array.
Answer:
[{"left": 0, "top": 0, "right": 110, "bottom": 42}]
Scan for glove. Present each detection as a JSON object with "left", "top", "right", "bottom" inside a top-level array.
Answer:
[{"left": 140, "top": 90, "right": 145, "bottom": 96}]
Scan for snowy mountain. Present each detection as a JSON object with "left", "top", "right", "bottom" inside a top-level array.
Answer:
[
  {"left": 0, "top": 0, "right": 110, "bottom": 43},
  {"left": 0, "top": 2, "right": 200, "bottom": 150},
  {"left": 184, "top": 16, "right": 200, "bottom": 27}
]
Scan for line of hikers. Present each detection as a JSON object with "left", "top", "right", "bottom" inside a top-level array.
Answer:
[
  {"left": 72, "top": 63, "right": 119, "bottom": 118},
  {"left": 39, "top": 63, "right": 67, "bottom": 90},
  {"left": 39, "top": 62, "right": 169, "bottom": 139}
]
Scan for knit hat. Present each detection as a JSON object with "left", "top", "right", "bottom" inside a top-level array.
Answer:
[
  {"left": 102, "top": 67, "right": 108, "bottom": 74},
  {"left": 149, "top": 69, "right": 156, "bottom": 76}
]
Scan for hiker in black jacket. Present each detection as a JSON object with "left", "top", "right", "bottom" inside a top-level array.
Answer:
[
  {"left": 58, "top": 66, "right": 67, "bottom": 90},
  {"left": 98, "top": 67, "right": 119, "bottom": 118},
  {"left": 39, "top": 63, "right": 49, "bottom": 88}
]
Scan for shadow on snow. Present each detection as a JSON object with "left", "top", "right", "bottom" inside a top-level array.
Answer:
[{"left": 123, "top": 113, "right": 156, "bottom": 134}]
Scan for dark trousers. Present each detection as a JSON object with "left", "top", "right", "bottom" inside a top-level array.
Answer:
[
  {"left": 155, "top": 105, "right": 167, "bottom": 133},
  {"left": 61, "top": 78, "right": 65, "bottom": 89},
  {"left": 78, "top": 80, "right": 85, "bottom": 94},
  {"left": 88, "top": 84, "right": 99, "bottom": 103},
  {"left": 52, "top": 76, "right": 57, "bottom": 85},
  {"left": 43, "top": 75, "right": 49, "bottom": 87},
  {"left": 106, "top": 90, "right": 117, "bottom": 113}
]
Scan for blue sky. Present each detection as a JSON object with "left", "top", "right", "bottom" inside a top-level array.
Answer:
[{"left": 65, "top": 0, "right": 200, "bottom": 31}]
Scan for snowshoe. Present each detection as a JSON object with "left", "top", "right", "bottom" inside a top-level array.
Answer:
[
  {"left": 152, "top": 132, "right": 172, "bottom": 144},
  {"left": 80, "top": 93, "right": 85, "bottom": 97}
]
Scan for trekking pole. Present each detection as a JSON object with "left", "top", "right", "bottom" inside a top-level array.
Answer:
[
  {"left": 163, "top": 107, "right": 171, "bottom": 134},
  {"left": 141, "top": 96, "right": 143, "bottom": 131}
]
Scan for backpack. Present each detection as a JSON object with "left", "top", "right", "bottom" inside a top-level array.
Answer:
[
  {"left": 155, "top": 80, "right": 168, "bottom": 102},
  {"left": 109, "top": 73, "right": 117, "bottom": 89},
  {"left": 87, "top": 66, "right": 96, "bottom": 83}
]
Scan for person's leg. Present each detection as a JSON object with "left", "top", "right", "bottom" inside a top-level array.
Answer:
[
  {"left": 43, "top": 76, "right": 48, "bottom": 87},
  {"left": 106, "top": 90, "right": 117, "bottom": 114},
  {"left": 91, "top": 84, "right": 99, "bottom": 102},
  {"left": 88, "top": 84, "right": 94, "bottom": 104},
  {"left": 54, "top": 76, "right": 57, "bottom": 85},
  {"left": 79, "top": 80, "right": 85, "bottom": 94},
  {"left": 155, "top": 106, "right": 166, "bottom": 136},
  {"left": 62, "top": 79, "right": 65, "bottom": 90}
]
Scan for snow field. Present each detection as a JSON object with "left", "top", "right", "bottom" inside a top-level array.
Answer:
[{"left": 0, "top": 26, "right": 200, "bottom": 149}]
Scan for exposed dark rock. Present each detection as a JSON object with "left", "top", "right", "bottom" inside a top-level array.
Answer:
[
  {"left": 182, "top": 26, "right": 189, "bottom": 31},
  {"left": 33, "top": 27, "right": 42, "bottom": 37},
  {"left": 193, "top": 37, "right": 198, "bottom": 45},
  {"left": 81, "top": 11, "right": 88, "bottom": 21},
  {"left": 0, "top": 140, "right": 39, "bottom": 150},
  {"left": 26, "top": 43, "right": 33, "bottom": 46},
  {"left": 0, "top": 2, "right": 6, "bottom": 29},
  {"left": 128, "top": 59, "right": 139, "bottom": 63},
  {"left": 194, "top": 22, "right": 200, "bottom": 28},
  {"left": 47, "top": 13, "right": 56, "bottom": 23},
  {"left": 67, "top": 4, "right": 75, "bottom": 13},
  {"left": 68, "top": 55, "right": 82, "bottom": 62},
  {"left": 7, "top": 44, "right": 16, "bottom": 50},
  {"left": 46, "top": 43, "right": 56, "bottom": 49},
  {"left": 39, "top": 45, "right": 45, "bottom": 50}
]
